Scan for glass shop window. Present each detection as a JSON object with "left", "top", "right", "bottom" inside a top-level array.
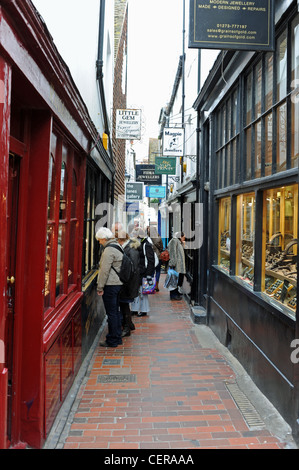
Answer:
[
  {"left": 68, "top": 169, "right": 78, "bottom": 286},
  {"left": 277, "top": 103, "right": 287, "bottom": 172},
  {"left": 218, "top": 197, "right": 231, "bottom": 273},
  {"left": 265, "top": 112, "right": 273, "bottom": 176},
  {"left": 44, "top": 132, "right": 81, "bottom": 313},
  {"left": 254, "top": 61, "right": 262, "bottom": 119},
  {"left": 215, "top": 89, "right": 239, "bottom": 189},
  {"left": 291, "top": 15, "right": 299, "bottom": 169},
  {"left": 276, "top": 30, "right": 287, "bottom": 102},
  {"left": 263, "top": 184, "right": 298, "bottom": 315},
  {"left": 56, "top": 151, "right": 68, "bottom": 298},
  {"left": 265, "top": 52, "right": 274, "bottom": 111},
  {"left": 236, "top": 193, "right": 255, "bottom": 287},
  {"left": 83, "top": 166, "right": 98, "bottom": 277}
]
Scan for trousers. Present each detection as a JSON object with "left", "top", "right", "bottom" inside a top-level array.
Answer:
[{"left": 103, "top": 285, "right": 123, "bottom": 346}]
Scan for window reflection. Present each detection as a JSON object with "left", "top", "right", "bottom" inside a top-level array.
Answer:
[
  {"left": 291, "top": 16, "right": 299, "bottom": 169},
  {"left": 277, "top": 103, "right": 287, "bottom": 172},
  {"left": 218, "top": 197, "right": 231, "bottom": 272},
  {"left": 236, "top": 193, "right": 255, "bottom": 287},
  {"left": 276, "top": 31, "right": 287, "bottom": 101},
  {"left": 56, "top": 223, "right": 66, "bottom": 296},
  {"left": 59, "top": 160, "right": 67, "bottom": 219}
]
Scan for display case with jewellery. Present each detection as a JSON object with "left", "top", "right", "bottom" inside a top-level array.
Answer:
[
  {"left": 218, "top": 197, "right": 231, "bottom": 273},
  {"left": 236, "top": 193, "right": 255, "bottom": 287},
  {"left": 263, "top": 184, "right": 298, "bottom": 312}
]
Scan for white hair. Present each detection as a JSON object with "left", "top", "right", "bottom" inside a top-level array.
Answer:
[{"left": 95, "top": 227, "right": 113, "bottom": 240}]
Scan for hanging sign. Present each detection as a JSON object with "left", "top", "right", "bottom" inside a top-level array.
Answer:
[
  {"left": 189, "top": 0, "right": 274, "bottom": 52},
  {"left": 135, "top": 165, "right": 162, "bottom": 185},
  {"left": 116, "top": 109, "right": 141, "bottom": 139},
  {"left": 125, "top": 182, "right": 143, "bottom": 201},
  {"left": 145, "top": 186, "right": 166, "bottom": 198},
  {"left": 155, "top": 157, "right": 177, "bottom": 175},
  {"left": 162, "top": 128, "right": 184, "bottom": 156}
]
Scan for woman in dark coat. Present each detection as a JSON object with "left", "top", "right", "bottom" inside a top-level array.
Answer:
[
  {"left": 130, "top": 228, "right": 155, "bottom": 317},
  {"left": 118, "top": 233, "right": 140, "bottom": 336}
]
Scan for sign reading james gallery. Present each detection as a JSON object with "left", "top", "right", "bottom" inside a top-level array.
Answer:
[{"left": 189, "top": 0, "right": 274, "bottom": 51}]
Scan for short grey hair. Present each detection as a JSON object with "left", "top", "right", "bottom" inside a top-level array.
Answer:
[{"left": 95, "top": 227, "right": 113, "bottom": 240}]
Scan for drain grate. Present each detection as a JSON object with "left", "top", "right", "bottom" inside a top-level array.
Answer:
[
  {"left": 225, "top": 381, "right": 265, "bottom": 429},
  {"left": 97, "top": 374, "right": 136, "bottom": 384}
]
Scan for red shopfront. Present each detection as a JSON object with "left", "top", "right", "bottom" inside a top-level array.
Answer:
[{"left": 0, "top": 1, "right": 108, "bottom": 448}]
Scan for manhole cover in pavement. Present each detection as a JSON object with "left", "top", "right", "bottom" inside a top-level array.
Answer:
[
  {"left": 97, "top": 374, "right": 136, "bottom": 383},
  {"left": 102, "top": 359, "right": 121, "bottom": 365}
]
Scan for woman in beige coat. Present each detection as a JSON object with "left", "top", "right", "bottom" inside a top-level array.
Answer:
[
  {"left": 167, "top": 231, "right": 186, "bottom": 300},
  {"left": 96, "top": 227, "right": 123, "bottom": 347}
]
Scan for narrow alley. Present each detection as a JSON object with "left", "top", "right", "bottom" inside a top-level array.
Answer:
[{"left": 44, "top": 276, "right": 296, "bottom": 451}]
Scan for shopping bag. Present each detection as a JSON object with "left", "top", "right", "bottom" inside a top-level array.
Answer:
[
  {"left": 163, "top": 268, "right": 179, "bottom": 291},
  {"left": 142, "top": 274, "right": 156, "bottom": 294}
]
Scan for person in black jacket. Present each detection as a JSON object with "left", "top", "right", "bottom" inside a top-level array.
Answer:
[
  {"left": 130, "top": 228, "right": 155, "bottom": 317},
  {"left": 117, "top": 232, "right": 141, "bottom": 336}
]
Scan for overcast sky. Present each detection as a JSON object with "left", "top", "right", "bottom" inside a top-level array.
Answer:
[
  {"left": 32, "top": 0, "right": 195, "bottom": 158},
  {"left": 126, "top": 0, "right": 184, "bottom": 154}
]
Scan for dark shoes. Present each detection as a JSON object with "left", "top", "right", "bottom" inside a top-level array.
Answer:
[
  {"left": 99, "top": 341, "right": 118, "bottom": 348},
  {"left": 131, "top": 311, "right": 138, "bottom": 316},
  {"left": 137, "top": 312, "right": 147, "bottom": 317},
  {"left": 121, "top": 328, "right": 131, "bottom": 337},
  {"left": 170, "top": 295, "right": 182, "bottom": 301}
]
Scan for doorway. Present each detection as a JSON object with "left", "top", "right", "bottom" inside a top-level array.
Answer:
[{"left": 5, "top": 153, "right": 20, "bottom": 442}]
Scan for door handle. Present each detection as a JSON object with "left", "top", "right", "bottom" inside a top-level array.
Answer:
[{"left": 7, "top": 276, "right": 15, "bottom": 284}]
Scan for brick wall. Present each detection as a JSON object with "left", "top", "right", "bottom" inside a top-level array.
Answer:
[{"left": 112, "top": 0, "right": 128, "bottom": 199}]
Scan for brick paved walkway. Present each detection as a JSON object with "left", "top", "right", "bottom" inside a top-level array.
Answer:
[{"left": 58, "top": 277, "right": 294, "bottom": 450}]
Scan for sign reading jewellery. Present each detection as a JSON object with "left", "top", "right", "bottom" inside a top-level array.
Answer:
[
  {"left": 189, "top": 0, "right": 274, "bottom": 51},
  {"left": 162, "top": 128, "right": 184, "bottom": 156},
  {"left": 116, "top": 109, "right": 141, "bottom": 140},
  {"left": 135, "top": 165, "right": 162, "bottom": 185}
]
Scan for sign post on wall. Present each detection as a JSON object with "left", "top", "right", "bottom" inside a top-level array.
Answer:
[
  {"left": 162, "top": 128, "right": 184, "bottom": 156},
  {"left": 155, "top": 157, "right": 177, "bottom": 175},
  {"left": 116, "top": 109, "right": 141, "bottom": 140},
  {"left": 189, "top": 0, "right": 274, "bottom": 52}
]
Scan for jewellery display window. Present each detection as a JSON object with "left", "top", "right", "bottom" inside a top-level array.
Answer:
[
  {"left": 263, "top": 184, "right": 298, "bottom": 313},
  {"left": 218, "top": 197, "right": 231, "bottom": 273},
  {"left": 44, "top": 130, "right": 81, "bottom": 313},
  {"left": 236, "top": 193, "right": 255, "bottom": 287}
]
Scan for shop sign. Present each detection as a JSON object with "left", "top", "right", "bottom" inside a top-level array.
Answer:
[
  {"left": 189, "top": 0, "right": 274, "bottom": 52},
  {"left": 124, "top": 201, "right": 140, "bottom": 212},
  {"left": 155, "top": 157, "right": 177, "bottom": 175},
  {"left": 116, "top": 109, "right": 141, "bottom": 140},
  {"left": 145, "top": 186, "right": 166, "bottom": 198},
  {"left": 125, "top": 182, "right": 143, "bottom": 201},
  {"left": 135, "top": 165, "right": 162, "bottom": 185},
  {"left": 162, "top": 128, "right": 184, "bottom": 156}
]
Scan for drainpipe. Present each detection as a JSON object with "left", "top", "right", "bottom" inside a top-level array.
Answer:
[{"left": 96, "top": 0, "right": 115, "bottom": 204}]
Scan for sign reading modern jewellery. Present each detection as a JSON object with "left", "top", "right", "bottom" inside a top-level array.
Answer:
[
  {"left": 189, "top": 0, "right": 274, "bottom": 52},
  {"left": 162, "top": 128, "right": 184, "bottom": 156},
  {"left": 135, "top": 165, "right": 162, "bottom": 185},
  {"left": 145, "top": 186, "right": 166, "bottom": 198},
  {"left": 125, "top": 182, "right": 143, "bottom": 201},
  {"left": 155, "top": 157, "right": 177, "bottom": 175},
  {"left": 116, "top": 109, "right": 141, "bottom": 140}
]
